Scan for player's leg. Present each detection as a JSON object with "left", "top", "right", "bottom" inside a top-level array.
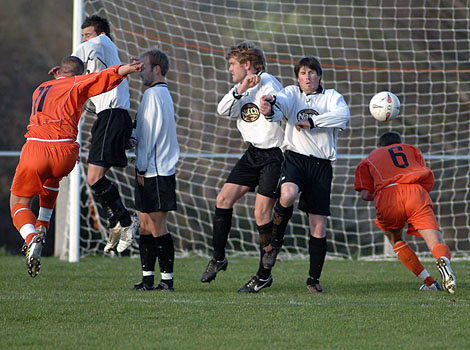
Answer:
[
  {"left": 200, "top": 183, "right": 249, "bottom": 283},
  {"left": 88, "top": 109, "right": 134, "bottom": 246},
  {"left": 134, "top": 215, "right": 158, "bottom": 290},
  {"left": 10, "top": 194, "right": 36, "bottom": 245},
  {"left": 151, "top": 213, "right": 175, "bottom": 292},
  {"left": 37, "top": 178, "right": 60, "bottom": 235},
  {"left": 90, "top": 167, "right": 134, "bottom": 252},
  {"left": 135, "top": 211, "right": 174, "bottom": 291},
  {"left": 254, "top": 194, "right": 276, "bottom": 279},
  {"left": 418, "top": 228, "right": 456, "bottom": 294},
  {"left": 407, "top": 187, "right": 455, "bottom": 293},
  {"left": 305, "top": 214, "right": 327, "bottom": 294},
  {"left": 134, "top": 175, "right": 176, "bottom": 291},
  {"left": 261, "top": 183, "right": 296, "bottom": 269},
  {"left": 238, "top": 195, "right": 276, "bottom": 293},
  {"left": 385, "top": 229, "right": 441, "bottom": 291},
  {"left": 9, "top": 141, "right": 54, "bottom": 277}
]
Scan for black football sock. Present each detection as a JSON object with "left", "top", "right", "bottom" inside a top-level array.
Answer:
[
  {"left": 139, "top": 234, "right": 157, "bottom": 286},
  {"left": 272, "top": 201, "right": 294, "bottom": 244},
  {"left": 212, "top": 207, "right": 233, "bottom": 261},
  {"left": 308, "top": 236, "right": 327, "bottom": 282},
  {"left": 257, "top": 221, "right": 273, "bottom": 279},
  {"left": 91, "top": 177, "right": 131, "bottom": 227},
  {"left": 155, "top": 233, "right": 175, "bottom": 277}
]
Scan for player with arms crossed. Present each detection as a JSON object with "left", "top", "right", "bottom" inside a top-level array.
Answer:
[
  {"left": 200, "top": 42, "right": 284, "bottom": 293},
  {"left": 133, "top": 49, "right": 179, "bottom": 291},
  {"left": 10, "top": 56, "right": 142, "bottom": 277},
  {"left": 260, "top": 56, "right": 350, "bottom": 294},
  {"left": 354, "top": 131, "right": 456, "bottom": 294},
  {"left": 73, "top": 15, "right": 136, "bottom": 253}
]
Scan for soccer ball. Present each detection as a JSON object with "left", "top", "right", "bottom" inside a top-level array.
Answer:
[{"left": 369, "top": 91, "right": 400, "bottom": 122}]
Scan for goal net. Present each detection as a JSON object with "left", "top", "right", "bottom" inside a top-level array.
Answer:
[{"left": 62, "top": 0, "right": 470, "bottom": 260}]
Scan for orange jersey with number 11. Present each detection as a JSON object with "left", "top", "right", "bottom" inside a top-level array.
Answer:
[{"left": 25, "top": 65, "right": 125, "bottom": 141}]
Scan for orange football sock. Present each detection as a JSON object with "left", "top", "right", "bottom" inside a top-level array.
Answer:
[
  {"left": 432, "top": 243, "right": 451, "bottom": 260},
  {"left": 393, "top": 241, "right": 425, "bottom": 277},
  {"left": 11, "top": 204, "right": 37, "bottom": 243}
]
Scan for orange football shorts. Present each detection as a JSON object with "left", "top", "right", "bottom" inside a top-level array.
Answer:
[
  {"left": 11, "top": 140, "right": 79, "bottom": 197},
  {"left": 374, "top": 183, "right": 440, "bottom": 237}
]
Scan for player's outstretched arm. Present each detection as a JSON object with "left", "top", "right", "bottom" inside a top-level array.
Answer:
[{"left": 118, "top": 61, "right": 143, "bottom": 76}]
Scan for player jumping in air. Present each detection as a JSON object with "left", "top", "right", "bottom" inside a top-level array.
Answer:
[{"left": 10, "top": 56, "right": 142, "bottom": 277}]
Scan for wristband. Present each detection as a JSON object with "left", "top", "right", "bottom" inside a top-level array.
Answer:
[
  {"left": 137, "top": 169, "right": 146, "bottom": 176},
  {"left": 308, "top": 117, "right": 315, "bottom": 129}
]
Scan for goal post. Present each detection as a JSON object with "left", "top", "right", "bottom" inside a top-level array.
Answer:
[
  {"left": 55, "top": 0, "right": 83, "bottom": 262},
  {"left": 56, "top": 0, "right": 470, "bottom": 261}
]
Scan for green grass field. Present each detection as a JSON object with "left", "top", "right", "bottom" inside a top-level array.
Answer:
[{"left": 0, "top": 255, "right": 468, "bottom": 349}]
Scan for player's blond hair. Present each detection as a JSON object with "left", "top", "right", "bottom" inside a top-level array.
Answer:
[{"left": 225, "top": 41, "right": 266, "bottom": 72}]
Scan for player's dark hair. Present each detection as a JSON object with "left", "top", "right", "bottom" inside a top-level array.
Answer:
[
  {"left": 141, "top": 49, "right": 170, "bottom": 76},
  {"left": 379, "top": 131, "right": 402, "bottom": 146},
  {"left": 58, "top": 56, "right": 85, "bottom": 76},
  {"left": 226, "top": 41, "right": 266, "bottom": 72},
  {"left": 294, "top": 56, "right": 323, "bottom": 78},
  {"left": 82, "top": 15, "right": 111, "bottom": 39}
]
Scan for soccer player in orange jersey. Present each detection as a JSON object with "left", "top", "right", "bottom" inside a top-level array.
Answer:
[
  {"left": 354, "top": 131, "right": 456, "bottom": 294},
  {"left": 10, "top": 56, "right": 142, "bottom": 278}
]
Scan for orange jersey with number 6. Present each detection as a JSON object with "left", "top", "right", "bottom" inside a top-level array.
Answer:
[
  {"left": 354, "top": 143, "right": 434, "bottom": 194},
  {"left": 355, "top": 143, "right": 438, "bottom": 236}
]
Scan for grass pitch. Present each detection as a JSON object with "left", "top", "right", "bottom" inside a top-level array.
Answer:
[{"left": 0, "top": 255, "right": 468, "bottom": 349}]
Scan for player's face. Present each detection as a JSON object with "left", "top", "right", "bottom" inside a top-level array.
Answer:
[
  {"left": 81, "top": 26, "right": 98, "bottom": 42},
  {"left": 228, "top": 57, "right": 248, "bottom": 84},
  {"left": 139, "top": 56, "right": 155, "bottom": 86},
  {"left": 297, "top": 66, "right": 321, "bottom": 94}
]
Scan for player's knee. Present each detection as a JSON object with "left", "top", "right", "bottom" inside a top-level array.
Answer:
[{"left": 216, "top": 192, "right": 234, "bottom": 208}]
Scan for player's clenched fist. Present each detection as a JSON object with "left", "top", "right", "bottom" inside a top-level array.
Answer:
[
  {"left": 237, "top": 73, "right": 261, "bottom": 94},
  {"left": 260, "top": 95, "right": 274, "bottom": 116}
]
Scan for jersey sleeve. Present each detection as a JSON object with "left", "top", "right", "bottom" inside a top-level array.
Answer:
[
  {"left": 271, "top": 87, "right": 294, "bottom": 122},
  {"left": 354, "top": 158, "right": 375, "bottom": 193},
  {"left": 74, "top": 65, "right": 125, "bottom": 101},
  {"left": 134, "top": 90, "right": 159, "bottom": 173},
  {"left": 217, "top": 85, "right": 241, "bottom": 118},
  {"left": 311, "top": 90, "right": 350, "bottom": 130}
]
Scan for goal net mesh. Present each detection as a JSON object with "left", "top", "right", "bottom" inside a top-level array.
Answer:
[{"left": 73, "top": 0, "right": 470, "bottom": 259}]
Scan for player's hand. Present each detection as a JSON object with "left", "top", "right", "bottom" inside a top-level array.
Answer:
[
  {"left": 126, "top": 137, "right": 137, "bottom": 150},
  {"left": 118, "top": 61, "right": 143, "bottom": 76},
  {"left": 137, "top": 174, "right": 145, "bottom": 187},
  {"left": 260, "top": 95, "right": 274, "bottom": 116},
  {"left": 295, "top": 119, "right": 311, "bottom": 131},
  {"left": 48, "top": 65, "right": 60, "bottom": 78},
  {"left": 237, "top": 73, "right": 261, "bottom": 94}
]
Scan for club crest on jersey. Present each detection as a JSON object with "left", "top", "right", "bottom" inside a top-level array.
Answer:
[
  {"left": 297, "top": 109, "right": 318, "bottom": 122},
  {"left": 241, "top": 103, "right": 260, "bottom": 122}
]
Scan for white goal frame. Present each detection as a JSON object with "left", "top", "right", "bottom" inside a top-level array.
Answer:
[{"left": 55, "top": 0, "right": 470, "bottom": 262}]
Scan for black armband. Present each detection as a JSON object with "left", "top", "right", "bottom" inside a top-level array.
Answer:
[
  {"left": 233, "top": 89, "right": 243, "bottom": 99},
  {"left": 136, "top": 169, "right": 146, "bottom": 176},
  {"left": 269, "top": 95, "right": 277, "bottom": 106},
  {"left": 308, "top": 117, "right": 316, "bottom": 129}
]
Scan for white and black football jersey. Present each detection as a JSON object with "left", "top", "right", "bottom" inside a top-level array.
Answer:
[
  {"left": 134, "top": 83, "right": 180, "bottom": 177},
  {"left": 73, "top": 34, "right": 130, "bottom": 113},
  {"left": 217, "top": 72, "right": 284, "bottom": 149},
  {"left": 270, "top": 85, "right": 350, "bottom": 160}
]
